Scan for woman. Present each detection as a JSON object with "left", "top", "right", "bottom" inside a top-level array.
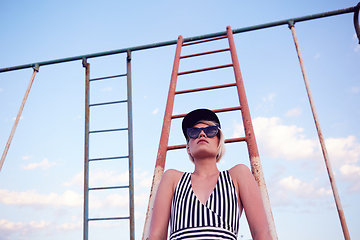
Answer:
[{"left": 149, "top": 109, "right": 271, "bottom": 240}]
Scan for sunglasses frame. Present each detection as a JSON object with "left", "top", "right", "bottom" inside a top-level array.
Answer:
[{"left": 186, "top": 125, "right": 219, "bottom": 139}]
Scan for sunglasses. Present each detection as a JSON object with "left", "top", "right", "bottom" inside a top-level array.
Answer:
[{"left": 187, "top": 125, "right": 219, "bottom": 139}]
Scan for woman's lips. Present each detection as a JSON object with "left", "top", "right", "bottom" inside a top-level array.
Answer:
[{"left": 197, "top": 139, "right": 208, "bottom": 144}]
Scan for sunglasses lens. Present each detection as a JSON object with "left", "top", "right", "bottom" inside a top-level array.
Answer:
[
  {"left": 205, "top": 126, "right": 218, "bottom": 137},
  {"left": 187, "top": 128, "right": 201, "bottom": 138},
  {"left": 187, "top": 126, "right": 219, "bottom": 139}
]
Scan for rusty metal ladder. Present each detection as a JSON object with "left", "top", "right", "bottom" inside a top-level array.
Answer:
[
  {"left": 82, "top": 52, "right": 134, "bottom": 240},
  {"left": 142, "top": 26, "right": 278, "bottom": 240}
]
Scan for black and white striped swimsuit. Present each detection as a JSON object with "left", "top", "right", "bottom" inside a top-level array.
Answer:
[{"left": 169, "top": 170, "right": 240, "bottom": 240}]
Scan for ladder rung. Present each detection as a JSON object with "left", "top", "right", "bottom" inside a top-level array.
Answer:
[
  {"left": 88, "top": 216, "right": 130, "bottom": 221},
  {"left": 89, "top": 185, "right": 129, "bottom": 191},
  {"left": 180, "top": 48, "right": 230, "bottom": 59},
  {"left": 89, "top": 156, "right": 128, "bottom": 162},
  {"left": 178, "top": 63, "right": 233, "bottom": 76},
  {"left": 175, "top": 83, "right": 236, "bottom": 95},
  {"left": 90, "top": 74, "right": 127, "bottom": 82},
  {"left": 90, "top": 128, "right": 128, "bottom": 134},
  {"left": 182, "top": 35, "right": 227, "bottom": 46},
  {"left": 90, "top": 100, "right": 127, "bottom": 107},
  {"left": 167, "top": 137, "right": 248, "bottom": 151},
  {"left": 172, "top": 106, "right": 242, "bottom": 119}
]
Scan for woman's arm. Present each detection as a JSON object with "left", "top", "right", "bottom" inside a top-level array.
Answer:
[
  {"left": 230, "top": 164, "right": 272, "bottom": 240},
  {"left": 149, "top": 169, "right": 182, "bottom": 240}
]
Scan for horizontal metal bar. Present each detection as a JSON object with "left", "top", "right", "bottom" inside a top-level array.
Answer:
[
  {"left": 172, "top": 106, "right": 241, "bottom": 119},
  {"left": 88, "top": 216, "right": 130, "bottom": 221},
  {"left": 182, "top": 36, "right": 227, "bottom": 46},
  {"left": 89, "top": 156, "right": 128, "bottom": 161},
  {"left": 89, "top": 185, "right": 129, "bottom": 191},
  {"left": 180, "top": 48, "right": 230, "bottom": 59},
  {"left": 167, "top": 137, "right": 247, "bottom": 150},
  {"left": 178, "top": 63, "right": 233, "bottom": 75},
  {"left": 90, "top": 73, "right": 127, "bottom": 82},
  {"left": 90, "top": 100, "right": 127, "bottom": 107},
  {"left": 175, "top": 83, "right": 236, "bottom": 95},
  {"left": 1, "top": 5, "right": 356, "bottom": 73},
  {"left": 89, "top": 127, "right": 128, "bottom": 134}
]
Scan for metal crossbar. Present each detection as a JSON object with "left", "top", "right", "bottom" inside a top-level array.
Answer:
[{"left": 1, "top": 4, "right": 358, "bottom": 73}]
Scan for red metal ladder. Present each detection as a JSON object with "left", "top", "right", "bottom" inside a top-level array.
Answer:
[{"left": 142, "top": 26, "right": 277, "bottom": 240}]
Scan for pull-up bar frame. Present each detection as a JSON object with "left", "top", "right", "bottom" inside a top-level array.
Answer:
[
  {"left": 0, "top": 3, "right": 359, "bottom": 73},
  {"left": 1, "top": 3, "right": 359, "bottom": 240}
]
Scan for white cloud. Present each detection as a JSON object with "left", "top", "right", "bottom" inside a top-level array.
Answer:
[
  {"left": 340, "top": 164, "right": 360, "bottom": 192},
  {"left": 314, "top": 53, "right": 321, "bottom": 59},
  {"left": 152, "top": 108, "right": 159, "bottom": 115},
  {"left": 233, "top": 116, "right": 360, "bottom": 193},
  {"left": 63, "top": 171, "right": 83, "bottom": 186},
  {"left": 278, "top": 176, "right": 332, "bottom": 199},
  {"left": 0, "top": 88, "right": 3, "bottom": 92},
  {"left": 285, "top": 107, "right": 302, "bottom": 117},
  {"left": 235, "top": 117, "right": 318, "bottom": 161},
  {"left": 100, "top": 87, "right": 113, "bottom": 92},
  {"left": 325, "top": 136, "right": 360, "bottom": 167},
  {"left": 64, "top": 169, "right": 152, "bottom": 189},
  {"left": 350, "top": 86, "right": 360, "bottom": 93},
  {"left": 0, "top": 219, "right": 51, "bottom": 238},
  {"left": 12, "top": 116, "right": 23, "bottom": 121},
  {"left": 22, "top": 155, "right": 31, "bottom": 160},
  {"left": 0, "top": 189, "right": 83, "bottom": 209},
  {"left": 63, "top": 169, "right": 128, "bottom": 187},
  {"left": 262, "top": 93, "right": 276, "bottom": 103},
  {"left": 56, "top": 221, "right": 81, "bottom": 232},
  {"left": 21, "top": 158, "right": 58, "bottom": 170},
  {"left": 73, "top": 115, "right": 82, "bottom": 120}
]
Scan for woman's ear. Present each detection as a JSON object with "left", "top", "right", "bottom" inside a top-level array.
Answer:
[{"left": 186, "top": 143, "right": 191, "bottom": 155}]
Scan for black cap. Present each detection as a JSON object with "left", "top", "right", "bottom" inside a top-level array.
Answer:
[{"left": 182, "top": 109, "right": 221, "bottom": 139}]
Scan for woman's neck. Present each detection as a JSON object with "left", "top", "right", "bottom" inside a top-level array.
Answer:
[{"left": 192, "top": 157, "right": 219, "bottom": 177}]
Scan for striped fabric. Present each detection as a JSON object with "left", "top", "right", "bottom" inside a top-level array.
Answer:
[{"left": 169, "top": 171, "right": 239, "bottom": 240}]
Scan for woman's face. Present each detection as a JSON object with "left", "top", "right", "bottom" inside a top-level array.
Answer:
[{"left": 187, "top": 123, "right": 219, "bottom": 161}]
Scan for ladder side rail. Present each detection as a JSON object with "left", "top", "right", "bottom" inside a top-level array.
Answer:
[
  {"left": 82, "top": 58, "right": 90, "bottom": 240},
  {"left": 226, "top": 26, "right": 278, "bottom": 240},
  {"left": 142, "top": 35, "right": 184, "bottom": 240},
  {"left": 127, "top": 50, "right": 135, "bottom": 240}
]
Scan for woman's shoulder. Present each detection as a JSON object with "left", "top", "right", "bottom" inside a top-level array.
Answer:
[
  {"left": 162, "top": 169, "right": 185, "bottom": 187},
  {"left": 228, "top": 164, "right": 254, "bottom": 182},
  {"left": 228, "top": 164, "right": 251, "bottom": 174}
]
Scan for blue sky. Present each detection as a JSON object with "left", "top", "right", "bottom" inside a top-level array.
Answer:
[{"left": 0, "top": 1, "right": 359, "bottom": 240}]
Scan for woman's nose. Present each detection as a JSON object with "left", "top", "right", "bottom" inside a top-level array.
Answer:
[{"left": 199, "top": 130, "right": 206, "bottom": 138}]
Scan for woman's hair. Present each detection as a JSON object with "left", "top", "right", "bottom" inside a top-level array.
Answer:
[{"left": 186, "top": 120, "right": 226, "bottom": 163}]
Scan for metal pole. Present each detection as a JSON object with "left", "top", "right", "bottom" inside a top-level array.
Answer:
[
  {"left": 142, "top": 35, "right": 183, "bottom": 240},
  {"left": 82, "top": 58, "right": 90, "bottom": 240},
  {"left": 127, "top": 50, "right": 135, "bottom": 240},
  {"left": 288, "top": 21, "right": 351, "bottom": 240},
  {"left": 0, "top": 65, "right": 39, "bottom": 172},
  {"left": 226, "top": 26, "right": 278, "bottom": 240}
]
